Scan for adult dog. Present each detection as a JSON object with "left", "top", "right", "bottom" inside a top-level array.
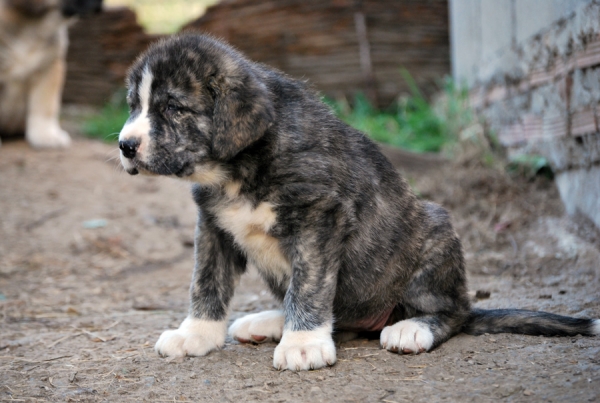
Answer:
[
  {"left": 0, "top": 0, "right": 102, "bottom": 148},
  {"left": 118, "top": 34, "right": 599, "bottom": 371}
]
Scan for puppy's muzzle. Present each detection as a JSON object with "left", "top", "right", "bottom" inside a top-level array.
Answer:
[{"left": 119, "top": 139, "right": 140, "bottom": 159}]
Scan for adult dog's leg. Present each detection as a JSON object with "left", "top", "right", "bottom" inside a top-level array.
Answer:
[
  {"left": 155, "top": 215, "right": 246, "bottom": 358},
  {"left": 25, "top": 27, "right": 71, "bottom": 148}
]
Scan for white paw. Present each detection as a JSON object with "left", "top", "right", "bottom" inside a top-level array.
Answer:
[
  {"left": 380, "top": 319, "right": 434, "bottom": 354},
  {"left": 273, "top": 324, "right": 336, "bottom": 371},
  {"left": 155, "top": 317, "right": 227, "bottom": 358},
  {"left": 229, "top": 310, "right": 284, "bottom": 343},
  {"left": 26, "top": 122, "right": 71, "bottom": 148}
]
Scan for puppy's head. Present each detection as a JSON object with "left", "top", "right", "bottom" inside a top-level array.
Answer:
[{"left": 119, "top": 34, "right": 274, "bottom": 183}]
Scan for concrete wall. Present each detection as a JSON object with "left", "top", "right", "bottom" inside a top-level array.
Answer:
[
  {"left": 450, "top": 0, "right": 600, "bottom": 230},
  {"left": 450, "top": 0, "right": 590, "bottom": 87}
]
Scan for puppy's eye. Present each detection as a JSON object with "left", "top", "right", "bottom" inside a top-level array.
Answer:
[
  {"left": 128, "top": 102, "right": 139, "bottom": 115},
  {"left": 166, "top": 103, "right": 181, "bottom": 114}
]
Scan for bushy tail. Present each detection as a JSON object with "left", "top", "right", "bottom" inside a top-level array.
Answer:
[{"left": 463, "top": 309, "right": 600, "bottom": 337}]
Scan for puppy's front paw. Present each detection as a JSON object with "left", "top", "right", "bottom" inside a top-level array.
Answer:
[
  {"left": 155, "top": 317, "right": 226, "bottom": 358},
  {"left": 273, "top": 324, "right": 336, "bottom": 371},
  {"left": 380, "top": 319, "right": 434, "bottom": 354},
  {"left": 229, "top": 310, "right": 284, "bottom": 343}
]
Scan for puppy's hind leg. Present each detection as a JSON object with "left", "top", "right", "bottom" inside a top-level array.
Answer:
[
  {"left": 381, "top": 313, "right": 465, "bottom": 354},
  {"left": 382, "top": 202, "right": 471, "bottom": 354},
  {"left": 381, "top": 297, "right": 470, "bottom": 354},
  {"left": 229, "top": 310, "right": 285, "bottom": 343}
]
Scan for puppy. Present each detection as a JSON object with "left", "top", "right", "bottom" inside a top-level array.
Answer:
[
  {"left": 0, "top": 0, "right": 102, "bottom": 148},
  {"left": 118, "top": 34, "right": 599, "bottom": 371}
]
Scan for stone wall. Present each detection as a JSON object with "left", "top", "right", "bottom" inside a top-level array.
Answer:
[
  {"left": 450, "top": 0, "right": 591, "bottom": 88},
  {"left": 450, "top": 0, "right": 600, "bottom": 228}
]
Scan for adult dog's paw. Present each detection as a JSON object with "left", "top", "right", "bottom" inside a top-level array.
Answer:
[
  {"left": 273, "top": 324, "right": 336, "bottom": 371},
  {"left": 380, "top": 319, "right": 434, "bottom": 354},
  {"left": 155, "top": 317, "right": 226, "bottom": 358},
  {"left": 26, "top": 122, "right": 71, "bottom": 149},
  {"left": 229, "top": 310, "right": 284, "bottom": 344}
]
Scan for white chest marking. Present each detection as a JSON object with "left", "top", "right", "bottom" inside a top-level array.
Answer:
[{"left": 214, "top": 199, "right": 291, "bottom": 280}]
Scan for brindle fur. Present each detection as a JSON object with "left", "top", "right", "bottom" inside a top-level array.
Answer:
[{"left": 119, "top": 34, "right": 598, "bottom": 368}]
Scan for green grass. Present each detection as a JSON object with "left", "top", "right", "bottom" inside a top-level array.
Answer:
[
  {"left": 326, "top": 72, "right": 473, "bottom": 153},
  {"left": 326, "top": 93, "right": 449, "bottom": 153},
  {"left": 81, "top": 92, "right": 129, "bottom": 142}
]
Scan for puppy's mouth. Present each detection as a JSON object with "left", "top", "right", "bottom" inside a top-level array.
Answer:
[
  {"left": 120, "top": 154, "right": 154, "bottom": 176},
  {"left": 126, "top": 161, "right": 160, "bottom": 177},
  {"left": 121, "top": 154, "right": 192, "bottom": 178},
  {"left": 127, "top": 167, "right": 139, "bottom": 175}
]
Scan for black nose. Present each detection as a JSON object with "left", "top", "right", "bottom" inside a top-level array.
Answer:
[{"left": 119, "top": 139, "right": 140, "bottom": 159}]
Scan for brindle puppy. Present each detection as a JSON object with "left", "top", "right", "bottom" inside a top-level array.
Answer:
[{"left": 118, "top": 34, "right": 599, "bottom": 371}]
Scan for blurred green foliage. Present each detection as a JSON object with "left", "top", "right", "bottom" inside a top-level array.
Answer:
[
  {"left": 81, "top": 91, "right": 129, "bottom": 143},
  {"left": 326, "top": 71, "right": 473, "bottom": 153}
]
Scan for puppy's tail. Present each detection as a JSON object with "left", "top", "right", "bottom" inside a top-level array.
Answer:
[{"left": 462, "top": 309, "right": 600, "bottom": 337}]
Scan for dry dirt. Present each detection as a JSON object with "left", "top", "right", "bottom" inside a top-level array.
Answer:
[{"left": 1, "top": 124, "right": 599, "bottom": 402}]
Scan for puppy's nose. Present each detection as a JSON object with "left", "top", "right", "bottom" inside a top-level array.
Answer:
[{"left": 119, "top": 139, "right": 140, "bottom": 159}]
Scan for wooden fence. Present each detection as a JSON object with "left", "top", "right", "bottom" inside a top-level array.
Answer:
[
  {"left": 63, "top": 7, "right": 159, "bottom": 105},
  {"left": 183, "top": 0, "right": 450, "bottom": 107},
  {"left": 62, "top": 1, "right": 449, "bottom": 107}
]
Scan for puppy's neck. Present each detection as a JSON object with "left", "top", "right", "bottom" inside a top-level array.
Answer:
[{"left": 184, "top": 162, "right": 230, "bottom": 186}]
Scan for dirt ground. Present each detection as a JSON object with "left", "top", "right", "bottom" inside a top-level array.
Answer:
[{"left": 1, "top": 120, "right": 599, "bottom": 402}]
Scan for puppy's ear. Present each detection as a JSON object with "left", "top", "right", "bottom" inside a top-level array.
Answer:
[{"left": 210, "top": 71, "right": 274, "bottom": 161}]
